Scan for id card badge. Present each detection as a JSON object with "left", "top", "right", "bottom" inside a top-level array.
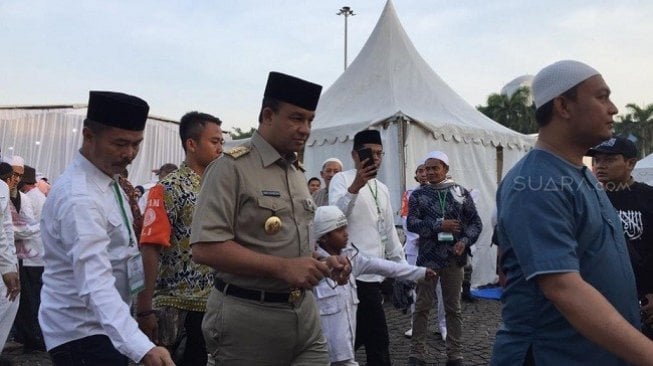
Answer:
[
  {"left": 378, "top": 217, "right": 389, "bottom": 246},
  {"left": 127, "top": 253, "right": 145, "bottom": 295},
  {"left": 438, "top": 232, "right": 454, "bottom": 242}
]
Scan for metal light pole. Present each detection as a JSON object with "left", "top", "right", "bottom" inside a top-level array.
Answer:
[{"left": 337, "top": 6, "right": 355, "bottom": 71}]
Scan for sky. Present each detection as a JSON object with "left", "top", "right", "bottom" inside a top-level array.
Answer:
[{"left": 2, "top": 1, "right": 653, "bottom": 132}]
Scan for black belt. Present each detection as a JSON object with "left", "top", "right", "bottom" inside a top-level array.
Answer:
[{"left": 214, "top": 278, "right": 302, "bottom": 304}]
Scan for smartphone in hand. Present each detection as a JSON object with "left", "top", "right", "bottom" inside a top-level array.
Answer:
[{"left": 358, "top": 147, "right": 377, "bottom": 176}]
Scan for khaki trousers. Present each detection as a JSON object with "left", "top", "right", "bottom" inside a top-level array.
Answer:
[
  {"left": 410, "top": 260, "right": 464, "bottom": 362},
  {"left": 202, "top": 288, "right": 329, "bottom": 366}
]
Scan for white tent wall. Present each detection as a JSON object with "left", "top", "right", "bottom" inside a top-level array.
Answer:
[
  {"left": 634, "top": 153, "right": 653, "bottom": 185},
  {"left": 304, "top": 120, "right": 532, "bottom": 287},
  {"left": 302, "top": 0, "right": 537, "bottom": 287},
  {"left": 0, "top": 108, "right": 184, "bottom": 186},
  {"left": 404, "top": 126, "right": 530, "bottom": 288}
]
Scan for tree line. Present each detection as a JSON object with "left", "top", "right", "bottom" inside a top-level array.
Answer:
[{"left": 477, "top": 87, "right": 653, "bottom": 158}]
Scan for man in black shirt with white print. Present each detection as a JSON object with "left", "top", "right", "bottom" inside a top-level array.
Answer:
[{"left": 589, "top": 136, "right": 653, "bottom": 339}]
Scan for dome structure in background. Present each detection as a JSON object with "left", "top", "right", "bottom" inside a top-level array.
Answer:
[{"left": 501, "top": 74, "right": 534, "bottom": 105}]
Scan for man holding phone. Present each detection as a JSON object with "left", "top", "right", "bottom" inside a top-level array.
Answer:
[{"left": 329, "top": 129, "right": 407, "bottom": 366}]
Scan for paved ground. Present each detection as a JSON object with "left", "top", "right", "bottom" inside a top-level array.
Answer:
[
  {"left": 356, "top": 296, "right": 501, "bottom": 365},
  {"left": 2, "top": 294, "right": 502, "bottom": 366}
]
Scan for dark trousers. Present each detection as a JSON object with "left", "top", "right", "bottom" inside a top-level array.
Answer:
[
  {"left": 14, "top": 263, "right": 45, "bottom": 351},
  {"left": 49, "top": 335, "right": 128, "bottom": 366},
  {"left": 174, "top": 310, "right": 207, "bottom": 366},
  {"left": 355, "top": 281, "right": 391, "bottom": 366}
]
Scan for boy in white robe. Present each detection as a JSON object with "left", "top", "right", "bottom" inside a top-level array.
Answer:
[{"left": 313, "top": 206, "right": 436, "bottom": 365}]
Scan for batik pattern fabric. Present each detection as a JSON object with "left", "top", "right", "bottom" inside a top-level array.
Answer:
[{"left": 141, "top": 162, "right": 213, "bottom": 312}]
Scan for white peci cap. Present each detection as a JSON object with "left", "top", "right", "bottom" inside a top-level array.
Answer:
[
  {"left": 314, "top": 206, "right": 348, "bottom": 239},
  {"left": 532, "top": 60, "right": 599, "bottom": 108},
  {"left": 423, "top": 151, "right": 449, "bottom": 166}
]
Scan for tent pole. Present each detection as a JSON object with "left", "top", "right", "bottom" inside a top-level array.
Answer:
[{"left": 399, "top": 116, "right": 408, "bottom": 200}]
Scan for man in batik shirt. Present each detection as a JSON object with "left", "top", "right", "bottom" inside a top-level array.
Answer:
[{"left": 138, "top": 111, "right": 224, "bottom": 366}]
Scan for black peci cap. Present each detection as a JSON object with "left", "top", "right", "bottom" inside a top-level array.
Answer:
[
  {"left": 353, "top": 129, "right": 382, "bottom": 147},
  {"left": 263, "top": 72, "right": 322, "bottom": 111},
  {"left": 86, "top": 91, "right": 150, "bottom": 131}
]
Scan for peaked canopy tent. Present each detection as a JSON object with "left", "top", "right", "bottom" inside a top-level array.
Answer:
[
  {"left": 0, "top": 105, "right": 184, "bottom": 186},
  {"left": 303, "top": 0, "right": 534, "bottom": 287},
  {"left": 634, "top": 153, "right": 653, "bottom": 185}
]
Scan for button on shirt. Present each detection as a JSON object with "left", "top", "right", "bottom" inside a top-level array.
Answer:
[
  {"left": 329, "top": 170, "right": 406, "bottom": 282},
  {"left": 39, "top": 151, "right": 154, "bottom": 362},
  {"left": 491, "top": 149, "right": 640, "bottom": 366},
  {"left": 190, "top": 132, "right": 315, "bottom": 292}
]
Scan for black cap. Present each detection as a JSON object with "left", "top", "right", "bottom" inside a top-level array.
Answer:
[
  {"left": 353, "top": 129, "right": 382, "bottom": 147},
  {"left": 587, "top": 136, "right": 638, "bottom": 159},
  {"left": 87, "top": 91, "right": 149, "bottom": 131},
  {"left": 263, "top": 72, "right": 322, "bottom": 111},
  {"left": 22, "top": 165, "right": 36, "bottom": 184}
]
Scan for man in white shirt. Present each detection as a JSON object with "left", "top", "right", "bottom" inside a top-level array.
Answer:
[
  {"left": 39, "top": 91, "right": 173, "bottom": 366},
  {"left": 0, "top": 168, "right": 19, "bottom": 350},
  {"left": 329, "top": 129, "right": 406, "bottom": 366},
  {"left": 15, "top": 165, "right": 47, "bottom": 352}
]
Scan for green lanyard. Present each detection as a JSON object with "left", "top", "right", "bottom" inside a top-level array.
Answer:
[
  {"left": 436, "top": 189, "right": 448, "bottom": 218},
  {"left": 112, "top": 180, "right": 135, "bottom": 247},
  {"left": 367, "top": 180, "right": 381, "bottom": 215}
]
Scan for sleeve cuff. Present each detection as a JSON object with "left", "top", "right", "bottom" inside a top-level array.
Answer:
[{"left": 122, "top": 333, "right": 155, "bottom": 363}]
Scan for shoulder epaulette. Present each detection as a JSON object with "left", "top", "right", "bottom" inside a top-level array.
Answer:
[{"left": 224, "top": 145, "right": 251, "bottom": 159}]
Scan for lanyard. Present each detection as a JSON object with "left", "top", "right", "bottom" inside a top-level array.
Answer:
[
  {"left": 436, "top": 189, "right": 448, "bottom": 218},
  {"left": 367, "top": 180, "right": 381, "bottom": 215},
  {"left": 112, "top": 180, "right": 135, "bottom": 247}
]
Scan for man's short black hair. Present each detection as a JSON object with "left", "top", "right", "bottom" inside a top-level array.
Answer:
[
  {"left": 535, "top": 85, "right": 579, "bottom": 127},
  {"left": 258, "top": 97, "right": 281, "bottom": 123},
  {"left": 179, "top": 111, "right": 222, "bottom": 152},
  {"left": 83, "top": 118, "right": 111, "bottom": 135}
]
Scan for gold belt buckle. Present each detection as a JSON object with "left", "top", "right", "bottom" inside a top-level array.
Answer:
[{"left": 288, "top": 288, "right": 302, "bottom": 305}]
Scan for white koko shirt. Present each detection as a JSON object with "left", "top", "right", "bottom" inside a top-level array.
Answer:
[
  {"left": 313, "top": 246, "right": 425, "bottom": 363},
  {"left": 39, "top": 151, "right": 153, "bottom": 362},
  {"left": 0, "top": 181, "right": 16, "bottom": 275},
  {"left": 23, "top": 187, "right": 46, "bottom": 267},
  {"left": 329, "top": 169, "right": 406, "bottom": 283}
]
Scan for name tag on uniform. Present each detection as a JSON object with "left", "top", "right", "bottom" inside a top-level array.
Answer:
[
  {"left": 262, "top": 190, "right": 281, "bottom": 197},
  {"left": 128, "top": 253, "right": 145, "bottom": 295},
  {"left": 438, "top": 232, "right": 454, "bottom": 242}
]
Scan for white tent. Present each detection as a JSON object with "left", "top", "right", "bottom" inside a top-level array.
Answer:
[
  {"left": 0, "top": 106, "right": 184, "bottom": 186},
  {"left": 634, "top": 153, "right": 653, "bottom": 185},
  {"left": 303, "top": 0, "right": 534, "bottom": 287}
]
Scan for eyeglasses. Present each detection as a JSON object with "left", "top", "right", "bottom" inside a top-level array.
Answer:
[
  {"left": 325, "top": 243, "right": 359, "bottom": 289},
  {"left": 12, "top": 172, "right": 22, "bottom": 178},
  {"left": 358, "top": 148, "right": 385, "bottom": 158},
  {"left": 371, "top": 151, "right": 385, "bottom": 158}
]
